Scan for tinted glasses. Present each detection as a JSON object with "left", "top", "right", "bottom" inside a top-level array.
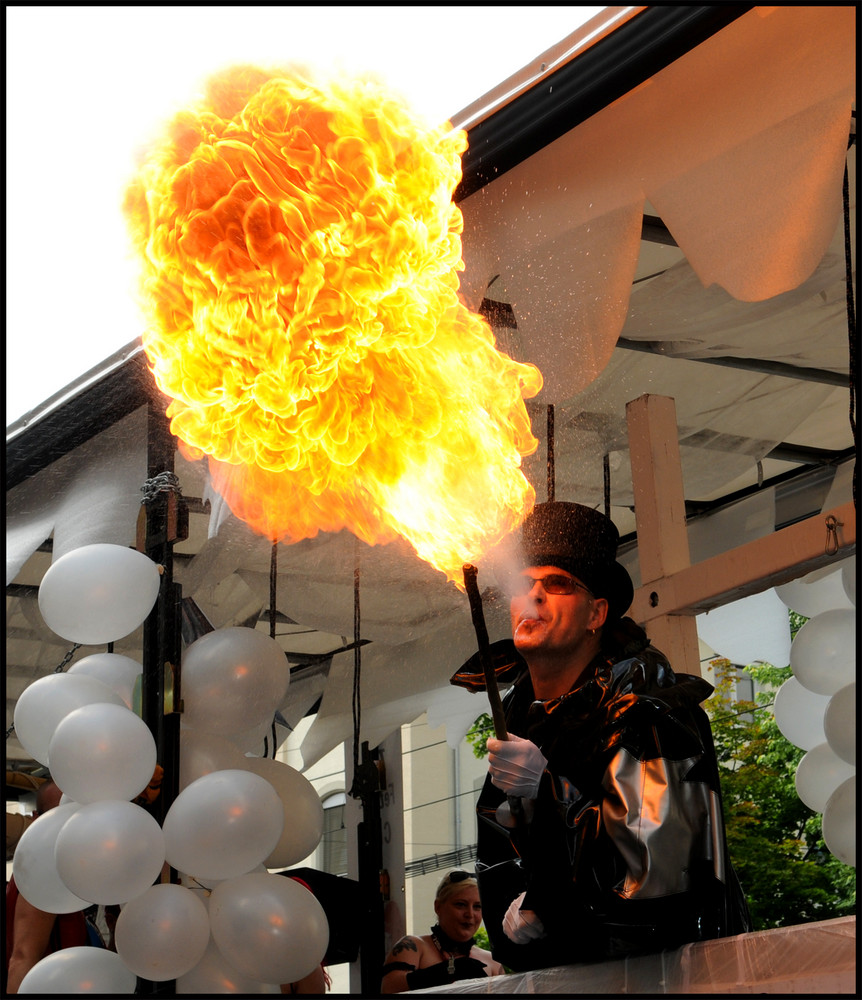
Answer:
[{"left": 508, "top": 573, "right": 593, "bottom": 597}]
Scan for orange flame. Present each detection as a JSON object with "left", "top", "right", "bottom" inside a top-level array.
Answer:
[{"left": 125, "top": 66, "right": 542, "bottom": 583}]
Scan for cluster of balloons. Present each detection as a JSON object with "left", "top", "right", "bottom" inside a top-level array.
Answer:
[
  {"left": 773, "top": 555, "right": 855, "bottom": 868},
  {"left": 13, "top": 544, "right": 328, "bottom": 993}
]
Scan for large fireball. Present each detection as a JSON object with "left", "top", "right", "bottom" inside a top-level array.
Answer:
[{"left": 125, "top": 66, "right": 542, "bottom": 583}]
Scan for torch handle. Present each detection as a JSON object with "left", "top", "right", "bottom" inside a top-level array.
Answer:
[{"left": 462, "top": 564, "right": 509, "bottom": 740}]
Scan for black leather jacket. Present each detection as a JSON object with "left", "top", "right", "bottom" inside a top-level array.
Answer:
[{"left": 453, "top": 622, "right": 751, "bottom": 971}]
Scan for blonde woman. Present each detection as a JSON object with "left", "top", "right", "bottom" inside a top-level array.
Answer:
[{"left": 381, "top": 871, "right": 503, "bottom": 993}]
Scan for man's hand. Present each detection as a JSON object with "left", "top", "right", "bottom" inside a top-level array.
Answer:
[
  {"left": 487, "top": 734, "right": 547, "bottom": 798},
  {"left": 502, "top": 891, "right": 546, "bottom": 944}
]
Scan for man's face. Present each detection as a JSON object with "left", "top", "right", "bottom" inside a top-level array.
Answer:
[{"left": 509, "top": 565, "right": 607, "bottom": 659}]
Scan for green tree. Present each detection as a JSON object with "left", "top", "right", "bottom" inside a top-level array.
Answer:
[
  {"left": 706, "top": 655, "right": 855, "bottom": 929},
  {"left": 473, "top": 925, "right": 492, "bottom": 952},
  {"left": 466, "top": 712, "right": 493, "bottom": 760}
]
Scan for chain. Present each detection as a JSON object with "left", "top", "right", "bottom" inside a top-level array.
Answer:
[
  {"left": 53, "top": 643, "right": 82, "bottom": 672},
  {"left": 140, "top": 472, "right": 182, "bottom": 504}
]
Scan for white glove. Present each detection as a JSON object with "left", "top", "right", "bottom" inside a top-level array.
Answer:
[
  {"left": 502, "top": 891, "right": 546, "bottom": 944},
  {"left": 487, "top": 734, "right": 547, "bottom": 798}
]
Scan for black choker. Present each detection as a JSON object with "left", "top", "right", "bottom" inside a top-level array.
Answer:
[{"left": 430, "top": 923, "right": 475, "bottom": 957}]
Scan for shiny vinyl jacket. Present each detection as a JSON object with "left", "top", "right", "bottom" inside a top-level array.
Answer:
[{"left": 453, "top": 622, "right": 752, "bottom": 971}]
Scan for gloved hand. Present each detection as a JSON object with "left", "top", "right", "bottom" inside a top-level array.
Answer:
[
  {"left": 502, "top": 891, "right": 547, "bottom": 944},
  {"left": 405, "top": 956, "right": 487, "bottom": 988},
  {"left": 487, "top": 734, "right": 547, "bottom": 798}
]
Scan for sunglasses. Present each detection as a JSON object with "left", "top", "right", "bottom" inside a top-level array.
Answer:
[
  {"left": 445, "top": 870, "right": 474, "bottom": 884},
  {"left": 508, "top": 573, "right": 593, "bottom": 598}
]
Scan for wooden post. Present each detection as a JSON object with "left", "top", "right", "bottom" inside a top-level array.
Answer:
[{"left": 626, "top": 394, "right": 702, "bottom": 676}]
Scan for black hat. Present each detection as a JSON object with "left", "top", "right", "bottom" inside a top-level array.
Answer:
[{"left": 519, "top": 502, "right": 634, "bottom": 620}]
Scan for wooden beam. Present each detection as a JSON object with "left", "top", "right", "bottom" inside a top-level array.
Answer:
[
  {"left": 631, "top": 500, "right": 856, "bottom": 621},
  {"left": 626, "top": 394, "right": 702, "bottom": 676},
  {"left": 626, "top": 395, "right": 691, "bottom": 580}
]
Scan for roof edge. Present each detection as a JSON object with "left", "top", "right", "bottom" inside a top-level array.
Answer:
[
  {"left": 5, "top": 341, "right": 166, "bottom": 491},
  {"left": 454, "top": 4, "right": 755, "bottom": 202},
  {"left": 450, "top": 5, "right": 646, "bottom": 133}
]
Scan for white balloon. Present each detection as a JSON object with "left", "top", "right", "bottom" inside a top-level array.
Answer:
[
  {"left": 176, "top": 938, "right": 282, "bottom": 994},
  {"left": 822, "top": 777, "right": 856, "bottom": 867},
  {"left": 13, "top": 673, "right": 127, "bottom": 767},
  {"left": 789, "top": 609, "right": 856, "bottom": 695},
  {"left": 180, "top": 627, "right": 289, "bottom": 736},
  {"left": 772, "top": 676, "right": 831, "bottom": 750},
  {"left": 54, "top": 800, "right": 166, "bottom": 904},
  {"left": 67, "top": 652, "right": 142, "bottom": 708},
  {"left": 179, "top": 728, "right": 245, "bottom": 790},
  {"left": 824, "top": 682, "right": 856, "bottom": 765},
  {"left": 38, "top": 543, "right": 161, "bottom": 644},
  {"left": 239, "top": 757, "right": 324, "bottom": 868},
  {"left": 209, "top": 873, "right": 328, "bottom": 984},
  {"left": 18, "top": 946, "right": 137, "bottom": 994},
  {"left": 841, "top": 556, "right": 856, "bottom": 607},
  {"left": 795, "top": 743, "right": 856, "bottom": 813},
  {"left": 114, "top": 883, "right": 211, "bottom": 981},
  {"left": 48, "top": 702, "right": 157, "bottom": 804},
  {"left": 163, "top": 769, "right": 284, "bottom": 881},
  {"left": 12, "top": 803, "right": 88, "bottom": 913},
  {"left": 776, "top": 558, "right": 856, "bottom": 617}
]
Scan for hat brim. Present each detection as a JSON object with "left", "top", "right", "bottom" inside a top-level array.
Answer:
[{"left": 606, "top": 560, "right": 635, "bottom": 621}]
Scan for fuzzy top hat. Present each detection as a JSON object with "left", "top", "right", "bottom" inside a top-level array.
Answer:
[{"left": 519, "top": 501, "right": 634, "bottom": 620}]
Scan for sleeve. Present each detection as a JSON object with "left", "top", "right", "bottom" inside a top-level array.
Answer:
[{"left": 600, "top": 741, "right": 719, "bottom": 901}]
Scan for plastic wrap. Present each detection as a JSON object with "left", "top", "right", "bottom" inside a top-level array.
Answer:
[{"left": 409, "top": 916, "right": 856, "bottom": 994}]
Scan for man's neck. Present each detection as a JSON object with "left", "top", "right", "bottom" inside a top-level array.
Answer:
[{"left": 525, "top": 642, "right": 601, "bottom": 700}]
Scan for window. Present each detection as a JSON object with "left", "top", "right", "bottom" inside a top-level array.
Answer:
[
  {"left": 736, "top": 670, "right": 755, "bottom": 723},
  {"left": 736, "top": 674, "right": 754, "bottom": 703},
  {"left": 321, "top": 792, "right": 347, "bottom": 876}
]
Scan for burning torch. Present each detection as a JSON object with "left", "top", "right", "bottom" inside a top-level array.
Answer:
[
  {"left": 462, "top": 561, "right": 534, "bottom": 835},
  {"left": 462, "top": 563, "right": 508, "bottom": 739}
]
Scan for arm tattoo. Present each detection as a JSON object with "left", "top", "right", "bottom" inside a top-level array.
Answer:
[{"left": 391, "top": 937, "right": 419, "bottom": 957}]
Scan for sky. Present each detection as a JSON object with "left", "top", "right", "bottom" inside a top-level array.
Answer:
[{"left": 6, "top": 5, "right": 607, "bottom": 427}]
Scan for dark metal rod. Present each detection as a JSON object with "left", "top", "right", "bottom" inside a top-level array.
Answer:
[
  {"left": 603, "top": 453, "right": 611, "bottom": 519},
  {"left": 139, "top": 403, "right": 182, "bottom": 997},
  {"left": 269, "top": 541, "right": 278, "bottom": 641},
  {"left": 462, "top": 564, "right": 508, "bottom": 739},
  {"left": 350, "top": 539, "right": 363, "bottom": 797},
  {"left": 546, "top": 404, "right": 555, "bottom": 502},
  {"left": 616, "top": 337, "right": 848, "bottom": 387}
]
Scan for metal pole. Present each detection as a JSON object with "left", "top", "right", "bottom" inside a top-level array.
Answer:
[
  {"left": 138, "top": 400, "right": 185, "bottom": 997},
  {"left": 355, "top": 742, "right": 385, "bottom": 997}
]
